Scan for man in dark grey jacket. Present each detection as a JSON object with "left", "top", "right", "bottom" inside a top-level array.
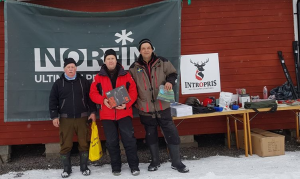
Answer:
[
  {"left": 129, "top": 39, "right": 189, "bottom": 173},
  {"left": 49, "top": 58, "right": 97, "bottom": 178}
]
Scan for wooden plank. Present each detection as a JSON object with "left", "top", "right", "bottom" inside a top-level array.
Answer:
[
  {"left": 183, "top": 2, "right": 291, "bottom": 14},
  {"left": 182, "top": 34, "right": 293, "bottom": 47},
  {"left": 181, "top": 0, "right": 287, "bottom": 7},
  {"left": 182, "top": 47, "right": 292, "bottom": 57},
  {"left": 0, "top": 124, "right": 59, "bottom": 132},
  {"left": 182, "top": 22, "right": 293, "bottom": 34},
  {"left": 0, "top": 137, "right": 60, "bottom": 145},
  {"left": 177, "top": 127, "right": 228, "bottom": 135},
  {"left": 174, "top": 122, "right": 226, "bottom": 130},
  {"left": 184, "top": 40, "right": 292, "bottom": 51},
  {"left": 0, "top": 130, "right": 60, "bottom": 139},
  {"left": 182, "top": 14, "right": 292, "bottom": 26},
  {"left": 182, "top": 8, "right": 292, "bottom": 20},
  {"left": 182, "top": 28, "right": 293, "bottom": 40},
  {"left": 219, "top": 54, "right": 290, "bottom": 62},
  {"left": 220, "top": 73, "right": 286, "bottom": 82},
  {"left": 250, "top": 123, "right": 296, "bottom": 130}
]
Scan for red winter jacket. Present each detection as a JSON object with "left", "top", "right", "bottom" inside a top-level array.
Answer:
[{"left": 89, "top": 64, "right": 137, "bottom": 120}]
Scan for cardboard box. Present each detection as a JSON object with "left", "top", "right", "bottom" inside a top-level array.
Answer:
[
  {"left": 105, "top": 85, "right": 131, "bottom": 108},
  {"left": 237, "top": 130, "right": 250, "bottom": 151},
  {"left": 251, "top": 128, "right": 285, "bottom": 157},
  {"left": 238, "top": 128, "right": 285, "bottom": 157},
  {"left": 170, "top": 103, "right": 193, "bottom": 117}
]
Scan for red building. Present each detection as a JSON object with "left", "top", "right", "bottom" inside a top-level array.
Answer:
[{"left": 0, "top": 0, "right": 296, "bottom": 150}]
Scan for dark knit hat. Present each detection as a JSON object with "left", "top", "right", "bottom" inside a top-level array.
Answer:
[
  {"left": 64, "top": 58, "right": 77, "bottom": 68},
  {"left": 104, "top": 49, "right": 117, "bottom": 61},
  {"left": 138, "top": 38, "right": 154, "bottom": 51}
]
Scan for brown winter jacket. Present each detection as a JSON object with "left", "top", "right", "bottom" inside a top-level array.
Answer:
[{"left": 129, "top": 53, "right": 177, "bottom": 114}]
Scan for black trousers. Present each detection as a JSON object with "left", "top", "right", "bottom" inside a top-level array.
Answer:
[
  {"left": 140, "top": 108, "right": 180, "bottom": 145},
  {"left": 102, "top": 116, "right": 139, "bottom": 171}
]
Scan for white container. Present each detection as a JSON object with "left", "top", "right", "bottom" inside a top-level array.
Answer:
[
  {"left": 170, "top": 103, "right": 193, "bottom": 117},
  {"left": 263, "top": 86, "right": 268, "bottom": 99},
  {"left": 239, "top": 96, "right": 250, "bottom": 108}
]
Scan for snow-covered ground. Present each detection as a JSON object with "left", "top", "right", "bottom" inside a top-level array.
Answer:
[{"left": 1, "top": 151, "right": 300, "bottom": 179}]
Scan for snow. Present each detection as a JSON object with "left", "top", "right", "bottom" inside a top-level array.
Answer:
[{"left": 2, "top": 151, "right": 300, "bottom": 179}]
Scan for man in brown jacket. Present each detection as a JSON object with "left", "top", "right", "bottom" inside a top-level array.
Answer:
[{"left": 129, "top": 39, "right": 189, "bottom": 173}]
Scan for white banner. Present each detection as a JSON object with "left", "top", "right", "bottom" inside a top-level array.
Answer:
[{"left": 180, "top": 53, "right": 221, "bottom": 94}]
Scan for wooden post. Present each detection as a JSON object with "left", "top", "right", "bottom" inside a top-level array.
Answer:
[
  {"left": 226, "top": 116, "right": 231, "bottom": 149},
  {"left": 247, "top": 112, "right": 252, "bottom": 155},
  {"left": 243, "top": 113, "right": 248, "bottom": 157},
  {"left": 234, "top": 119, "right": 239, "bottom": 149}
]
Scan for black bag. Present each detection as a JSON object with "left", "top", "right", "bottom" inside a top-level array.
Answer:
[
  {"left": 185, "top": 97, "right": 201, "bottom": 107},
  {"left": 192, "top": 106, "right": 215, "bottom": 114},
  {"left": 244, "top": 100, "right": 277, "bottom": 112},
  {"left": 185, "top": 97, "right": 215, "bottom": 114},
  {"left": 270, "top": 81, "right": 296, "bottom": 100}
]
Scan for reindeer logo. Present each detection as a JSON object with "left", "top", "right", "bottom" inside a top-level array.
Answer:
[{"left": 190, "top": 59, "right": 209, "bottom": 81}]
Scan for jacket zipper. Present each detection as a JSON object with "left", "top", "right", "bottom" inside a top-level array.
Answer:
[
  {"left": 142, "top": 73, "right": 147, "bottom": 90},
  {"left": 151, "top": 61, "right": 160, "bottom": 112},
  {"left": 61, "top": 99, "right": 65, "bottom": 110},
  {"left": 154, "top": 68, "right": 158, "bottom": 88},
  {"left": 82, "top": 99, "right": 86, "bottom": 109},
  {"left": 109, "top": 76, "right": 117, "bottom": 120},
  {"left": 72, "top": 82, "right": 75, "bottom": 118},
  {"left": 79, "top": 79, "right": 86, "bottom": 109},
  {"left": 139, "top": 64, "right": 157, "bottom": 112}
]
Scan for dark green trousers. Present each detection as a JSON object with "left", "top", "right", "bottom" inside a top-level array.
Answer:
[{"left": 59, "top": 117, "right": 89, "bottom": 154}]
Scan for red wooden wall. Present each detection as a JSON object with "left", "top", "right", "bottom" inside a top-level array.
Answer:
[
  {"left": 179, "top": 0, "right": 296, "bottom": 133},
  {"left": 0, "top": 0, "right": 296, "bottom": 145}
]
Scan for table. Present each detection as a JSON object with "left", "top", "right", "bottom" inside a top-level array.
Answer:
[
  {"left": 173, "top": 109, "right": 250, "bottom": 157},
  {"left": 172, "top": 105, "right": 300, "bottom": 157},
  {"left": 245, "top": 105, "right": 300, "bottom": 156}
]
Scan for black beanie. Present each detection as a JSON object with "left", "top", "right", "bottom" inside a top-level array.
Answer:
[
  {"left": 104, "top": 49, "right": 117, "bottom": 61},
  {"left": 138, "top": 38, "right": 154, "bottom": 51},
  {"left": 64, "top": 58, "right": 77, "bottom": 68}
]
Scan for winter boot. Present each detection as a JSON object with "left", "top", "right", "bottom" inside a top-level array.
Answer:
[
  {"left": 61, "top": 153, "right": 72, "bottom": 178},
  {"left": 108, "top": 146, "right": 122, "bottom": 176},
  {"left": 131, "top": 167, "right": 140, "bottom": 176},
  {"left": 168, "top": 144, "right": 189, "bottom": 173},
  {"left": 80, "top": 151, "right": 91, "bottom": 176},
  {"left": 148, "top": 143, "right": 161, "bottom": 171},
  {"left": 112, "top": 169, "right": 121, "bottom": 176}
]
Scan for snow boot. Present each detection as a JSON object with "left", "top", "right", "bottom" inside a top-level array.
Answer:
[
  {"left": 168, "top": 144, "right": 189, "bottom": 173},
  {"left": 61, "top": 153, "right": 72, "bottom": 178},
  {"left": 131, "top": 167, "right": 140, "bottom": 176},
  {"left": 148, "top": 143, "right": 161, "bottom": 171},
  {"left": 80, "top": 151, "right": 91, "bottom": 176},
  {"left": 112, "top": 169, "right": 121, "bottom": 176}
]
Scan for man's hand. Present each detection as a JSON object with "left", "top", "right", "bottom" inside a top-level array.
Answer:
[
  {"left": 104, "top": 99, "right": 112, "bottom": 109},
  {"left": 89, "top": 113, "right": 96, "bottom": 122},
  {"left": 115, "top": 104, "right": 126, "bottom": 110},
  {"left": 164, "top": 82, "right": 173, "bottom": 91},
  {"left": 52, "top": 118, "right": 59, "bottom": 127}
]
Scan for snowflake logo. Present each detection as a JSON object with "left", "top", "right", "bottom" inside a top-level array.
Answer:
[{"left": 115, "top": 29, "right": 134, "bottom": 45}]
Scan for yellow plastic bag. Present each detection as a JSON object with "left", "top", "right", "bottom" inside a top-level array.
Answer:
[{"left": 89, "top": 121, "right": 103, "bottom": 161}]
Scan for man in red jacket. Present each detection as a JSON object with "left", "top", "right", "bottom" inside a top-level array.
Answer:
[{"left": 90, "top": 49, "right": 140, "bottom": 176}]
